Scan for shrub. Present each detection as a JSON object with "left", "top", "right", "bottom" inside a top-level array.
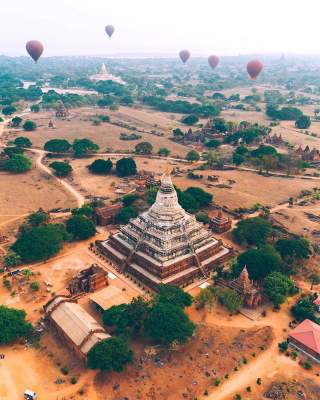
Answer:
[{"left": 23, "top": 120, "right": 37, "bottom": 131}]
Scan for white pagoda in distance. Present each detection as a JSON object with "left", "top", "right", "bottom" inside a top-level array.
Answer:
[
  {"left": 97, "top": 171, "right": 231, "bottom": 290},
  {"left": 90, "top": 63, "right": 125, "bottom": 85}
]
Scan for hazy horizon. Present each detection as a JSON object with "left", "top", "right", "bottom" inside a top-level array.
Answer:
[{"left": 1, "top": 0, "right": 320, "bottom": 57}]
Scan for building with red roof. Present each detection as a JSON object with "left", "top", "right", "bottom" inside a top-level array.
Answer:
[{"left": 288, "top": 319, "right": 320, "bottom": 362}]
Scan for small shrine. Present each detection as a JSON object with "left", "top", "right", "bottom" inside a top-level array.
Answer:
[
  {"left": 55, "top": 101, "right": 69, "bottom": 118},
  {"left": 48, "top": 119, "right": 55, "bottom": 128},
  {"left": 67, "top": 264, "right": 108, "bottom": 295},
  {"left": 210, "top": 208, "right": 232, "bottom": 233},
  {"left": 225, "top": 266, "right": 263, "bottom": 308}
]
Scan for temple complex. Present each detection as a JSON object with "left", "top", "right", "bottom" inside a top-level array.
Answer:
[
  {"left": 295, "top": 145, "right": 320, "bottom": 163},
  {"left": 90, "top": 63, "right": 125, "bottom": 85},
  {"left": 210, "top": 208, "right": 232, "bottom": 233},
  {"left": 97, "top": 171, "right": 231, "bottom": 290},
  {"left": 266, "top": 133, "right": 284, "bottom": 146}
]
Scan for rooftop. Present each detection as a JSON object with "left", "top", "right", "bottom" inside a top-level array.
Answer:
[{"left": 289, "top": 319, "right": 320, "bottom": 355}]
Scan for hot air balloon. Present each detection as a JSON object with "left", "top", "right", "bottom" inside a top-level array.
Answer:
[
  {"left": 26, "top": 40, "right": 44, "bottom": 63},
  {"left": 208, "top": 55, "right": 219, "bottom": 69},
  {"left": 105, "top": 25, "right": 115, "bottom": 39},
  {"left": 246, "top": 60, "right": 263, "bottom": 80},
  {"left": 179, "top": 49, "right": 190, "bottom": 64}
]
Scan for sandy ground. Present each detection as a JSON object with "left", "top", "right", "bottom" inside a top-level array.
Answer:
[{"left": 4, "top": 106, "right": 189, "bottom": 157}]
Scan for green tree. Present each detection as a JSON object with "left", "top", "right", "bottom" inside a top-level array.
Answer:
[
  {"left": 3, "top": 251, "right": 21, "bottom": 268},
  {"left": 234, "top": 245, "right": 283, "bottom": 280},
  {"left": 29, "top": 281, "right": 40, "bottom": 291},
  {"left": 71, "top": 204, "right": 94, "bottom": 218},
  {"left": 158, "top": 147, "right": 170, "bottom": 157},
  {"left": 116, "top": 157, "right": 137, "bottom": 177},
  {"left": 87, "top": 337, "right": 133, "bottom": 372},
  {"left": 66, "top": 215, "right": 96, "bottom": 240},
  {"left": 181, "top": 114, "right": 199, "bottom": 125},
  {"left": 27, "top": 210, "right": 49, "bottom": 227},
  {"left": 115, "top": 206, "right": 138, "bottom": 224},
  {"left": 2, "top": 106, "right": 16, "bottom": 115},
  {"left": 11, "top": 224, "right": 66, "bottom": 262},
  {"left": 295, "top": 115, "right": 311, "bottom": 129},
  {"left": 196, "top": 212, "right": 209, "bottom": 224},
  {"left": 184, "top": 187, "right": 212, "bottom": 208},
  {"left": 30, "top": 104, "right": 40, "bottom": 113},
  {"left": 11, "top": 116, "right": 23, "bottom": 127},
  {"left": 4, "top": 154, "right": 32, "bottom": 173},
  {"left": 145, "top": 302, "right": 195, "bottom": 346},
  {"left": 204, "top": 150, "right": 221, "bottom": 168},
  {"left": 0, "top": 306, "right": 33, "bottom": 344},
  {"left": 72, "top": 138, "right": 99, "bottom": 157},
  {"left": 263, "top": 271, "right": 294, "bottom": 307},
  {"left": 186, "top": 150, "right": 200, "bottom": 162},
  {"left": 23, "top": 120, "right": 37, "bottom": 131},
  {"left": 88, "top": 158, "right": 113, "bottom": 174},
  {"left": 291, "top": 296, "right": 318, "bottom": 322},
  {"left": 44, "top": 139, "right": 71, "bottom": 153},
  {"left": 275, "top": 237, "right": 311, "bottom": 262},
  {"left": 49, "top": 161, "right": 72, "bottom": 177},
  {"left": 216, "top": 288, "right": 243, "bottom": 313},
  {"left": 233, "top": 217, "right": 272, "bottom": 246},
  {"left": 156, "top": 284, "right": 193, "bottom": 308},
  {"left": 13, "top": 137, "right": 32, "bottom": 148},
  {"left": 122, "top": 193, "right": 139, "bottom": 207},
  {"left": 135, "top": 141, "right": 153, "bottom": 155}
]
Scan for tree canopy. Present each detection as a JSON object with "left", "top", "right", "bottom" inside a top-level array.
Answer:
[
  {"left": 156, "top": 284, "right": 193, "bottom": 308},
  {"left": 145, "top": 302, "right": 195, "bottom": 346},
  {"left": 72, "top": 138, "right": 99, "bottom": 157},
  {"left": 87, "top": 337, "right": 133, "bottom": 372},
  {"left": 23, "top": 120, "right": 37, "bottom": 131},
  {"left": 186, "top": 150, "right": 200, "bottom": 162},
  {"left": 4, "top": 153, "right": 32, "bottom": 173},
  {"left": 135, "top": 141, "right": 153, "bottom": 155},
  {"left": 66, "top": 215, "right": 96, "bottom": 240},
  {"left": 49, "top": 161, "right": 72, "bottom": 177},
  {"left": 0, "top": 306, "right": 33, "bottom": 345},
  {"left": 116, "top": 157, "right": 137, "bottom": 177},
  {"left": 295, "top": 115, "right": 311, "bottom": 129},
  {"left": 115, "top": 206, "right": 138, "bottom": 224},
  {"left": 13, "top": 137, "right": 32, "bottom": 148},
  {"left": 275, "top": 237, "right": 311, "bottom": 262},
  {"left": 12, "top": 224, "right": 66, "bottom": 262},
  {"left": 88, "top": 158, "right": 113, "bottom": 175},
  {"left": 233, "top": 217, "right": 272, "bottom": 246},
  {"left": 44, "top": 139, "right": 71, "bottom": 153},
  {"left": 263, "top": 271, "right": 294, "bottom": 307}
]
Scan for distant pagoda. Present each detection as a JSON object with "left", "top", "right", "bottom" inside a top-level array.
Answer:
[
  {"left": 97, "top": 171, "right": 231, "bottom": 290},
  {"left": 55, "top": 100, "right": 69, "bottom": 118},
  {"left": 90, "top": 63, "right": 125, "bottom": 85}
]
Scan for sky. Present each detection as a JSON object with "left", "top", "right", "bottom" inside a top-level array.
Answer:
[{"left": 1, "top": 0, "right": 320, "bottom": 57}]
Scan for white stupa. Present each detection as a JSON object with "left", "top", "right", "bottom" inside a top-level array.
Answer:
[{"left": 90, "top": 63, "right": 124, "bottom": 84}]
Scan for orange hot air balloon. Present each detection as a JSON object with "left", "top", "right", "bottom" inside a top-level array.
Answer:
[
  {"left": 179, "top": 49, "right": 190, "bottom": 64},
  {"left": 105, "top": 25, "right": 115, "bottom": 38},
  {"left": 208, "top": 55, "right": 219, "bottom": 69},
  {"left": 246, "top": 60, "right": 263, "bottom": 80},
  {"left": 26, "top": 40, "right": 44, "bottom": 62}
]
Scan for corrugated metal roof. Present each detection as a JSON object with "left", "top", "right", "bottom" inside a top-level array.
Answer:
[
  {"left": 89, "top": 286, "right": 130, "bottom": 311},
  {"left": 49, "top": 297, "right": 110, "bottom": 355}
]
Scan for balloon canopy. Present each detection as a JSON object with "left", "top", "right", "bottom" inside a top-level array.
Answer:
[
  {"left": 26, "top": 40, "right": 44, "bottom": 63},
  {"left": 246, "top": 60, "right": 263, "bottom": 80},
  {"left": 208, "top": 55, "right": 219, "bottom": 69},
  {"left": 179, "top": 49, "right": 191, "bottom": 64},
  {"left": 105, "top": 25, "right": 115, "bottom": 38}
]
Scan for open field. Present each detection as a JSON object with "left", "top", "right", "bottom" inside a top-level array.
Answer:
[
  {"left": 0, "top": 156, "right": 77, "bottom": 237},
  {"left": 4, "top": 106, "right": 189, "bottom": 157}
]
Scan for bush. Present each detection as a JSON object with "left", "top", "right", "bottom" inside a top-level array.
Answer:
[
  {"left": 2, "top": 106, "right": 17, "bottom": 115},
  {"left": 181, "top": 114, "right": 199, "bottom": 125},
  {"left": 29, "top": 281, "right": 40, "bottom": 291},
  {"left": 158, "top": 147, "right": 170, "bottom": 157},
  {"left": 60, "top": 366, "right": 69, "bottom": 375},
  {"left": 278, "top": 341, "right": 288, "bottom": 353},
  {"left": 14, "top": 137, "right": 32, "bottom": 148},
  {"left": 44, "top": 139, "right": 71, "bottom": 153},
  {"left": 23, "top": 120, "right": 37, "bottom": 131},
  {"left": 4, "top": 154, "right": 32, "bottom": 173},
  {"left": 186, "top": 150, "right": 200, "bottom": 162},
  {"left": 295, "top": 115, "right": 311, "bottom": 129},
  {"left": 115, "top": 206, "right": 138, "bottom": 224},
  {"left": 196, "top": 212, "right": 209, "bottom": 224},
  {"left": 135, "top": 141, "right": 153, "bottom": 155},
  {"left": 49, "top": 161, "right": 72, "bottom": 177}
]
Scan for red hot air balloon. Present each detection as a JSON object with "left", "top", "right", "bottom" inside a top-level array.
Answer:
[
  {"left": 246, "top": 60, "right": 263, "bottom": 80},
  {"left": 179, "top": 49, "right": 190, "bottom": 64},
  {"left": 105, "top": 25, "right": 115, "bottom": 38},
  {"left": 26, "top": 40, "right": 44, "bottom": 63},
  {"left": 208, "top": 55, "right": 219, "bottom": 69}
]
